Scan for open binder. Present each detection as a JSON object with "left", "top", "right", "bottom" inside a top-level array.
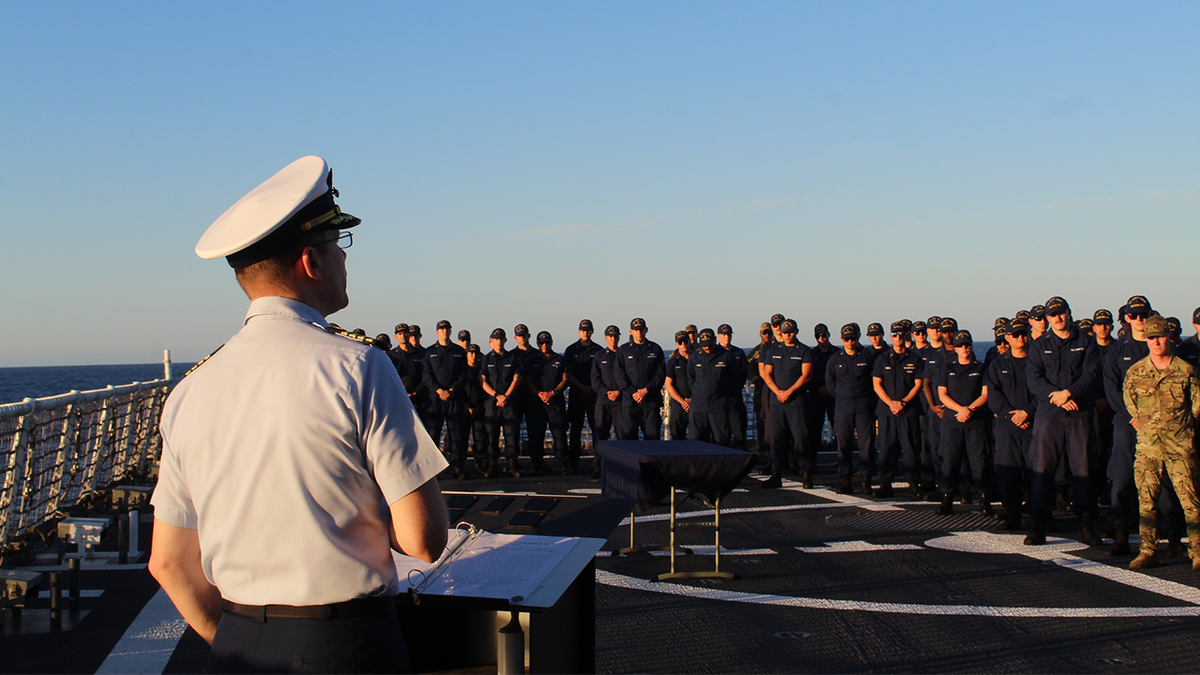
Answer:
[{"left": 394, "top": 523, "right": 597, "bottom": 607}]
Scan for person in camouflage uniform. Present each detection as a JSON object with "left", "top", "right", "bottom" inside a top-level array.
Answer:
[{"left": 1123, "top": 315, "right": 1200, "bottom": 571}]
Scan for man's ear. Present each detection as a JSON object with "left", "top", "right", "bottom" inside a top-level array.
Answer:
[{"left": 298, "top": 245, "right": 322, "bottom": 282}]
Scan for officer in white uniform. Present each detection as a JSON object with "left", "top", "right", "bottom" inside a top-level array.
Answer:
[{"left": 149, "top": 156, "right": 448, "bottom": 673}]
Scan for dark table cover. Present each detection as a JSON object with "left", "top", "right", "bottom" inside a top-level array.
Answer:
[{"left": 597, "top": 440, "right": 757, "bottom": 513}]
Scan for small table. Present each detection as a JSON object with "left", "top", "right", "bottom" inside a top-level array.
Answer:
[{"left": 598, "top": 440, "right": 757, "bottom": 581}]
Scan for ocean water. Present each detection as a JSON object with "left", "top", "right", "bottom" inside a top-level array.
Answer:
[{"left": 0, "top": 363, "right": 195, "bottom": 406}]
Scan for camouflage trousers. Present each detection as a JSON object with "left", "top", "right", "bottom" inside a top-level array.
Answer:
[{"left": 1134, "top": 451, "right": 1200, "bottom": 554}]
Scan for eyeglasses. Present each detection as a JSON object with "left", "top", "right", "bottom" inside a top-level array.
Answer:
[
  {"left": 335, "top": 231, "right": 353, "bottom": 249},
  {"left": 1009, "top": 331, "right": 1029, "bottom": 339},
  {"left": 1126, "top": 313, "right": 1147, "bottom": 321}
]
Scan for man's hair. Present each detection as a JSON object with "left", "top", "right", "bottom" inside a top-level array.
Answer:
[{"left": 234, "top": 229, "right": 331, "bottom": 296}]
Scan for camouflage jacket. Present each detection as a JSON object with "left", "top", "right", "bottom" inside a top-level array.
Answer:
[{"left": 1123, "top": 355, "right": 1200, "bottom": 457}]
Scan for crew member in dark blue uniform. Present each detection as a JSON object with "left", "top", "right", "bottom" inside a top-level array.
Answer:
[
  {"left": 760, "top": 320, "right": 813, "bottom": 488},
  {"left": 481, "top": 328, "right": 524, "bottom": 478},
  {"left": 689, "top": 328, "right": 735, "bottom": 447},
  {"left": 747, "top": 323, "right": 774, "bottom": 457},
  {"left": 1026, "top": 296, "right": 1102, "bottom": 546},
  {"left": 1089, "top": 309, "right": 1116, "bottom": 514},
  {"left": 1177, "top": 308, "right": 1200, "bottom": 370},
  {"left": 392, "top": 323, "right": 429, "bottom": 426},
  {"left": 463, "top": 343, "right": 487, "bottom": 475},
  {"left": 936, "top": 331, "right": 991, "bottom": 515},
  {"left": 457, "top": 329, "right": 471, "bottom": 352},
  {"left": 564, "top": 319, "right": 602, "bottom": 469},
  {"left": 919, "top": 317, "right": 952, "bottom": 494},
  {"left": 524, "top": 331, "right": 569, "bottom": 474},
  {"left": 1103, "top": 296, "right": 1156, "bottom": 555},
  {"left": 665, "top": 331, "right": 693, "bottom": 441},
  {"left": 872, "top": 321, "right": 925, "bottom": 498},
  {"left": 716, "top": 324, "right": 749, "bottom": 451},
  {"left": 423, "top": 319, "right": 470, "bottom": 479},
  {"left": 591, "top": 325, "right": 623, "bottom": 476},
  {"left": 511, "top": 324, "right": 537, "bottom": 463},
  {"left": 866, "top": 322, "right": 888, "bottom": 359},
  {"left": 805, "top": 323, "right": 837, "bottom": 467},
  {"left": 987, "top": 317, "right": 1035, "bottom": 530},
  {"left": 827, "top": 323, "right": 877, "bottom": 494},
  {"left": 614, "top": 318, "right": 666, "bottom": 440}
]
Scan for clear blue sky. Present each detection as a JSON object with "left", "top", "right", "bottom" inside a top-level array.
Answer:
[{"left": 3, "top": 2, "right": 1197, "bottom": 367}]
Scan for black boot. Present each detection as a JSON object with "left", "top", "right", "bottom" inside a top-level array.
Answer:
[
  {"left": 979, "top": 494, "right": 993, "bottom": 517},
  {"left": 1107, "top": 521, "right": 1132, "bottom": 557},
  {"left": 1024, "top": 512, "right": 1047, "bottom": 546},
  {"left": 938, "top": 493, "right": 955, "bottom": 516},
  {"left": 1001, "top": 509, "right": 1022, "bottom": 531},
  {"left": 874, "top": 483, "right": 894, "bottom": 498},
  {"left": 1078, "top": 513, "right": 1102, "bottom": 547},
  {"left": 760, "top": 472, "right": 782, "bottom": 489},
  {"left": 838, "top": 477, "right": 853, "bottom": 494},
  {"left": 800, "top": 471, "right": 814, "bottom": 489},
  {"left": 859, "top": 475, "right": 873, "bottom": 495}
]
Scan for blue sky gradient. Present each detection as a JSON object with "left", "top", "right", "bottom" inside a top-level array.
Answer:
[{"left": 3, "top": 2, "right": 1197, "bottom": 366}]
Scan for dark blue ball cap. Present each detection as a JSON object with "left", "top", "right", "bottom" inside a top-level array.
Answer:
[
  {"left": 604, "top": 324, "right": 620, "bottom": 337},
  {"left": 630, "top": 317, "right": 647, "bottom": 330},
  {"left": 514, "top": 323, "right": 530, "bottom": 337},
  {"left": 1126, "top": 295, "right": 1151, "bottom": 313},
  {"left": 1045, "top": 296, "right": 1069, "bottom": 316},
  {"left": 536, "top": 330, "right": 552, "bottom": 344},
  {"left": 814, "top": 323, "right": 830, "bottom": 337},
  {"left": 717, "top": 323, "right": 733, "bottom": 335},
  {"left": 952, "top": 330, "right": 973, "bottom": 347},
  {"left": 867, "top": 323, "right": 884, "bottom": 336},
  {"left": 840, "top": 323, "right": 860, "bottom": 339},
  {"left": 1092, "top": 309, "right": 1113, "bottom": 325},
  {"left": 698, "top": 329, "right": 717, "bottom": 346},
  {"left": 490, "top": 328, "right": 506, "bottom": 340}
]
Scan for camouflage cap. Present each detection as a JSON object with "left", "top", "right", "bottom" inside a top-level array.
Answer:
[{"left": 1143, "top": 315, "right": 1170, "bottom": 339}]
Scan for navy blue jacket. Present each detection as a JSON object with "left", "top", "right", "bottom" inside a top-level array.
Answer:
[
  {"left": 1103, "top": 335, "right": 1149, "bottom": 422},
  {"left": 722, "top": 343, "right": 749, "bottom": 396},
  {"left": 826, "top": 346, "right": 875, "bottom": 412},
  {"left": 592, "top": 347, "right": 622, "bottom": 403},
  {"left": 937, "top": 358, "right": 987, "bottom": 428},
  {"left": 423, "top": 342, "right": 468, "bottom": 398},
  {"left": 482, "top": 349, "right": 522, "bottom": 398},
  {"left": 666, "top": 352, "right": 693, "bottom": 399},
  {"left": 524, "top": 351, "right": 568, "bottom": 406},
  {"left": 765, "top": 342, "right": 812, "bottom": 392},
  {"left": 688, "top": 347, "right": 733, "bottom": 413},
  {"left": 986, "top": 352, "right": 1035, "bottom": 435},
  {"left": 615, "top": 340, "right": 666, "bottom": 403},
  {"left": 872, "top": 349, "right": 924, "bottom": 418},
  {"left": 564, "top": 339, "right": 602, "bottom": 390},
  {"left": 1027, "top": 328, "right": 1101, "bottom": 418}
]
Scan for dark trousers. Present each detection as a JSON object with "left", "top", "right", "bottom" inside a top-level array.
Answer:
[
  {"left": 1030, "top": 415, "right": 1094, "bottom": 515},
  {"left": 210, "top": 610, "right": 408, "bottom": 674},
  {"left": 752, "top": 382, "right": 767, "bottom": 451},
  {"left": 730, "top": 393, "right": 748, "bottom": 451},
  {"left": 593, "top": 397, "right": 618, "bottom": 443},
  {"left": 425, "top": 397, "right": 467, "bottom": 465},
  {"left": 834, "top": 403, "right": 875, "bottom": 477},
  {"left": 619, "top": 398, "right": 662, "bottom": 440},
  {"left": 466, "top": 403, "right": 487, "bottom": 464},
  {"left": 689, "top": 409, "right": 732, "bottom": 447},
  {"left": 567, "top": 389, "right": 597, "bottom": 463},
  {"left": 769, "top": 396, "right": 809, "bottom": 473},
  {"left": 668, "top": 400, "right": 689, "bottom": 441},
  {"left": 995, "top": 433, "right": 1032, "bottom": 514},
  {"left": 805, "top": 393, "right": 836, "bottom": 464},
  {"left": 924, "top": 407, "right": 944, "bottom": 483},
  {"left": 939, "top": 423, "right": 992, "bottom": 494},
  {"left": 526, "top": 399, "right": 567, "bottom": 466},
  {"left": 877, "top": 413, "right": 922, "bottom": 484},
  {"left": 484, "top": 399, "right": 522, "bottom": 461}
]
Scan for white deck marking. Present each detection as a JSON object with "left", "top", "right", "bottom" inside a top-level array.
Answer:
[
  {"left": 621, "top": 498, "right": 911, "bottom": 525},
  {"left": 595, "top": 569, "right": 1200, "bottom": 618},
  {"left": 95, "top": 588, "right": 188, "bottom": 675},
  {"left": 926, "top": 531, "right": 1200, "bottom": 606},
  {"left": 797, "top": 541, "right": 923, "bottom": 553}
]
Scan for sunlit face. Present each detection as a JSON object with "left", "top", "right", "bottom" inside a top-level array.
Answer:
[
  {"left": 1126, "top": 312, "right": 1147, "bottom": 333},
  {"left": 1005, "top": 331, "right": 1029, "bottom": 350},
  {"left": 605, "top": 334, "right": 619, "bottom": 350},
  {"left": 1094, "top": 323, "right": 1112, "bottom": 341},
  {"left": 891, "top": 332, "right": 907, "bottom": 351},
  {"left": 1030, "top": 316, "right": 1047, "bottom": 331},
  {"left": 1047, "top": 311, "right": 1070, "bottom": 332},
  {"left": 955, "top": 343, "right": 974, "bottom": 362},
  {"left": 782, "top": 330, "right": 798, "bottom": 345},
  {"left": 1147, "top": 335, "right": 1171, "bottom": 358},
  {"left": 539, "top": 340, "right": 553, "bottom": 355},
  {"left": 490, "top": 337, "right": 505, "bottom": 354}
]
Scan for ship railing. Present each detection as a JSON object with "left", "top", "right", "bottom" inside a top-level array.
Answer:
[{"left": 0, "top": 379, "right": 172, "bottom": 555}]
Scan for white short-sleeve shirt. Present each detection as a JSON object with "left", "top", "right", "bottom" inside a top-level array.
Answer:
[{"left": 152, "top": 297, "right": 447, "bottom": 605}]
